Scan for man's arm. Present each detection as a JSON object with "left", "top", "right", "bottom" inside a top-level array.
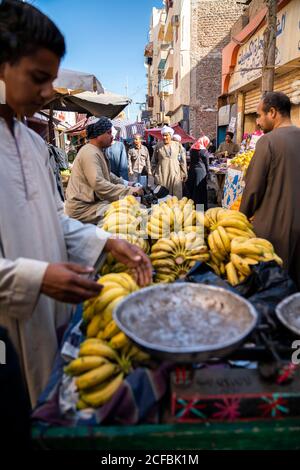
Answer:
[
  {"left": 145, "top": 147, "right": 152, "bottom": 176},
  {"left": 127, "top": 149, "right": 133, "bottom": 175},
  {"left": 240, "top": 137, "right": 272, "bottom": 219}
]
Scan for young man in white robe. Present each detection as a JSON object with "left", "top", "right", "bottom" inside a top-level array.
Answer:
[{"left": 0, "top": 0, "right": 152, "bottom": 407}]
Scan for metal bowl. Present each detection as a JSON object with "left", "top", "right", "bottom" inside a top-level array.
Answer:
[
  {"left": 276, "top": 293, "right": 300, "bottom": 336},
  {"left": 113, "top": 283, "right": 258, "bottom": 363}
]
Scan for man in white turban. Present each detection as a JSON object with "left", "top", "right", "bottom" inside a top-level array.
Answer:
[{"left": 151, "top": 126, "right": 187, "bottom": 198}]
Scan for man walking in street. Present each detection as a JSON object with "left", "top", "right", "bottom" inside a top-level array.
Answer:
[
  {"left": 240, "top": 91, "right": 300, "bottom": 290},
  {"left": 106, "top": 128, "right": 129, "bottom": 180},
  {"left": 128, "top": 133, "right": 152, "bottom": 183}
]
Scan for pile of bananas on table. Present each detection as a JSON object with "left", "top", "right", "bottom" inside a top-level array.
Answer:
[
  {"left": 64, "top": 197, "right": 284, "bottom": 410},
  {"left": 151, "top": 231, "right": 209, "bottom": 283},
  {"left": 64, "top": 272, "right": 149, "bottom": 410},
  {"left": 101, "top": 195, "right": 148, "bottom": 235},
  {"left": 205, "top": 207, "right": 282, "bottom": 286},
  {"left": 230, "top": 150, "right": 254, "bottom": 172}
]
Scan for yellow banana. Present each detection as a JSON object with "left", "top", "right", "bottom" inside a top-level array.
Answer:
[
  {"left": 75, "top": 363, "right": 119, "bottom": 390},
  {"left": 76, "top": 398, "right": 90, "bottom": 410},
  {"left": 231, "top": 243, "right": 264, "bottom": 257},
  {"left": 217, "top": 225, "right": 231, "bottom": 253},
  {"left": 152, "top": 259, "right": 176, "bottom": 269},
  {"left": 87, "top": 314, "right": 104, "bottom": 338},
  {"left": 115, "top": 272, "right": 138, "bottom": 292},
  {"left": 109, "top": 332, "right": 130, "bottom": 350},
  {"left": 79, "top": 341, "right": 119, "bottom": 361},
  {"left": 81, "top": 372, "right": 124, "bottom": 407},
  {"left": 208, "top": 262, "right": 221, "bottom": 276},
  {"left": 251, "top": 238, "right": 274, "bottom": 252},
  {"left": 225, "top": 262, "right": 239, "bottom": 286},
  {"left": 64, "top": 356, "right": 107, "bottom": 375},
  {"left": 152, "top": 239, "right": 176, "bottom": 253},
  {"left": 230, "top": 253, "right": 252, "bottom": 276},
  {"left": 218, "top": 218, "right": 251, "bottom": 232},
  {"left": 94, "top": 288, "right": 126, "bottom": 312},
  {"left": 102, "top": 320, "right": 120, "bottom": 340},
  {"left": 212, "top": 229, "right": 227, "bottom": 258},
  {"left": 150, "top": 250, "right": 170, "bottom": 260}
]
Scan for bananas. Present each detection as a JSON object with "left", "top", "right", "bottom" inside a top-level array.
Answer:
[
  {"left": 151, "top": 231, "right": 209, "bottom": 283},
  {"left": 75, "top": 363, "right": 119, "bottom": 391},
  {"left": 203, "top": 208, "right": 283, "bottom": 286},
  {"left": 81, "top": 372, "right": 124, "bottom": 408}
]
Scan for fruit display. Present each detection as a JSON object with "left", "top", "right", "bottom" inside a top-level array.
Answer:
[
  {"left": 147, "top": 196, "right": 205, "bottom": 239},
  {"left": 230, "top": 150, "right": 254, "bottom": 172},
  {"left": 101, "top": 195, "right": 147, "bottom": 236},
  {"left": 150, "top": 231, "right": 209, "bottom": 283},
  {"left": 100, "top": 233, "right": 150, "bottom": 276},
  {"left": 65, "top": 338, "right": 149, "bottom": 409},
  {"left": 65, "top": 273, "right": 150, "bottom": 409},
  {"left": 204, "top": 208, "right": 282, "bottom": 285}
]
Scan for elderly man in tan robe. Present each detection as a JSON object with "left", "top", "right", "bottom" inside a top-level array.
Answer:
[
  {"left": 151, "top": 126, "right": 187, "bottom": 199},
  {"left": 65, "top": 118, "right": 144, "bottom": 225},
  {"left": 240, "top": 92, "right": 300, "bottom": 290}
]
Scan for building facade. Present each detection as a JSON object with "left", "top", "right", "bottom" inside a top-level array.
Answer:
[
  {"left": 144, "top": 0, "right": 244, "bottom": 139},
  {"left": 220, "top": 0, "right": 300, "bottom": 143}
]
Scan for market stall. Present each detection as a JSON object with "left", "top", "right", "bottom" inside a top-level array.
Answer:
[{"left": 31, "top": 197, "right": 300, "bottom": 449}]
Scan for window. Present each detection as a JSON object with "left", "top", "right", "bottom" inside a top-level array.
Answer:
[{"left": 175, "top": 72, "right": 179, "bottom": 89}]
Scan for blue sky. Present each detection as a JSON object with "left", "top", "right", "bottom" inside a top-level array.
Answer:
[{"left": 33, "top": 0, "right": 163, "bottom": 119}]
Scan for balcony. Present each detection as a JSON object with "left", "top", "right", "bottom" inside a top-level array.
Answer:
[
  {"left": 164, "top": 48, "right": 174, "bottom": 80},
  {"left": 158, "top": 50, "right": 168, "bottom": 71},
  {"left": 158, "top": 79, "right": 174, "bottom": 96},
  {"left": 144, "top": 42, "right": 153, "bottom": 58},
  {"left": 158, "top": 11, "right": 167, "bottom": 41}
]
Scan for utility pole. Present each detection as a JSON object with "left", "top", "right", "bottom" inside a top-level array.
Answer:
[
  {"left": 125, "top": 77, "right": 130, "bottom": 120},
  {"left": 261, "top": 0, "right": 277, "bottom": 94}
]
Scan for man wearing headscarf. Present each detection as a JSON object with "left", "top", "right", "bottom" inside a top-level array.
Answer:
[
  {"left": 65, "top": 117, "right": 144, "bottom": 225},
  {"left": 151, "top": 126, "right": 187, "bottom": 198}
]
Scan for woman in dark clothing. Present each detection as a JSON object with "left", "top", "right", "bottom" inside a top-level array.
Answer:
[{"left": 185, "top": 136, "right": 210, "bottom": 210}]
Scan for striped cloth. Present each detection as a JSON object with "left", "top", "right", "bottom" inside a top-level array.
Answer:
[
  {"left": 32, "top": 305, "right": 170, "bottom": 426},
  {"left": 112, "top": 119, "right": 146, "bottom": 140}
]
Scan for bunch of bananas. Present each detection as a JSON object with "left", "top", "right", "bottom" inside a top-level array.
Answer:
[
  {"left": 65, "top": 338, "right": 150, "bottom": 410},
  {"left": 64, "top": 338, "right": 124, "bottom": 409},
  {"left": 100, "top": 234, "right": 150, "bottom": 276},
  {"left": 230, "top": 150, "right": 254, "bottom": 171},
  {"left": 147, "top": 197, "right": 205, "bottom": 240},
  {"left": 225, "top": 237, "right": 283, "bottom": 286},
  {"left": 203, "top": 208, "right": 283, "bottom": 284},
  {"left": 150, "top": 231, "right": 209, "bottom": 283},
  {"left": 83, "top": 273, "right": 138, "bottom": 343},
  {"left": 102, "top": 195, "right": 146, "bottom": 236}
]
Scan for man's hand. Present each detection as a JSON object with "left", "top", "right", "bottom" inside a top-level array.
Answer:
[
  {"left": 105, "top": 238, "right": 152, "bottom": 287},
  {"left": 41, "top": 263, "right": 102, "bottom": 304},
  {"left": 132, "top": 187, "right": 144, "bottom": 196}
]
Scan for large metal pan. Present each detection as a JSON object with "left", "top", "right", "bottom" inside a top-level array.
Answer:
[
  {"left": 275, "top": 293, "right": 300, "bottom": 336},
  {"left": 114, "top": 283, "right": 258, "bottom": 363}
]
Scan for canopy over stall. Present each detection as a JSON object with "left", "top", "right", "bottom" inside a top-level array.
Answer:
[{"left": 144, "top": 124, "right": 195, "bottom": 144}]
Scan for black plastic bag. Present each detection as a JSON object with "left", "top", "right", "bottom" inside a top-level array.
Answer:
[{"left": 185, "top": 261, "right": 297, "bottom": 323}]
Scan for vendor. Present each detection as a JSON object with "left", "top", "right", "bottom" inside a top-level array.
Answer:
[
  {"left": 216, "top": 131, "right": 240, "bottom": 158},
  {"left": 151, "top": 126, "right": 187, "bottom": 199},
  {"left": 240, "top": 92, "right": 300, "bottom": 290},
  {"left": 65, "top": 117, "right": 144, "bottom": 225},
  {"left": 0, "top": 0, "right": 151, "bottom": 408}
]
